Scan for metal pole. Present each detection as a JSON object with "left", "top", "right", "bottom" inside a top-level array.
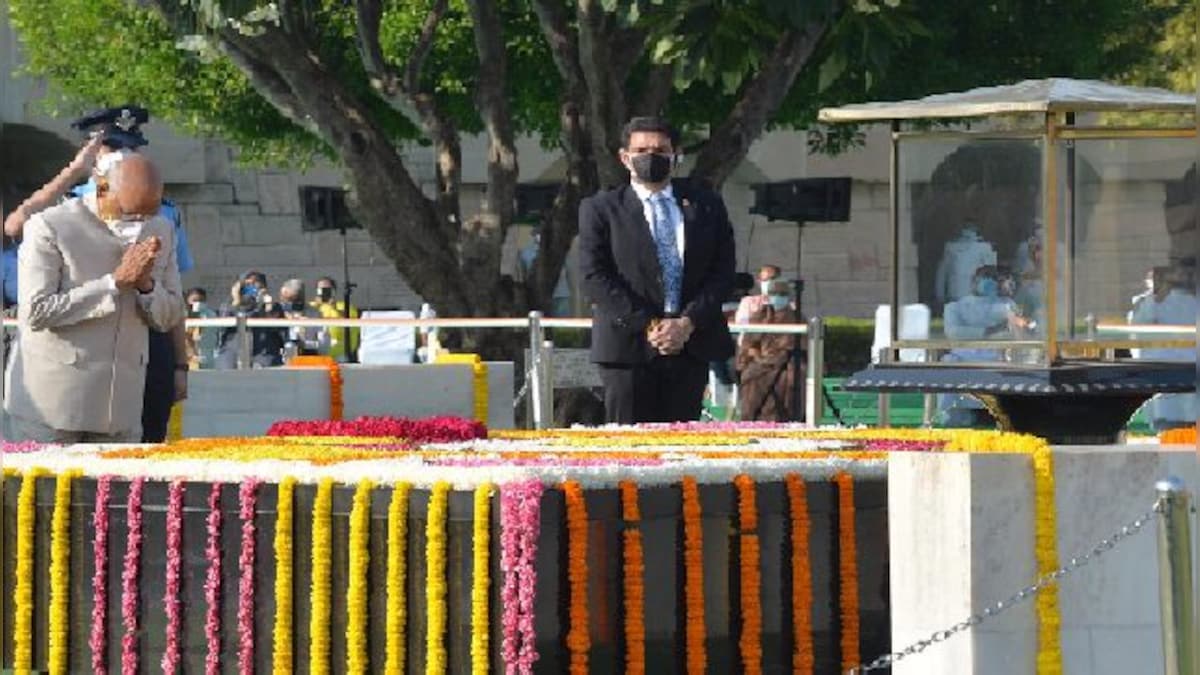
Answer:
[
  {"left": 1156, "top": 476, "right": 1197, "bottom": 675},
  {"left": 528, "top": 311, "right": 545, "bottom": 429},
  {"left": 1085, "top": 313, "right": 1097, "bottom": 341},
  {"left": 805, "top": 316, "right": 824, "bottom": 425},
  {"left": 542, "top": 340, "right": 555, "bottom": 427},
  {"left": 877, "top": 346, "right": 891, "bottom": 428},
  {"left": 236, "top": 312, "right": 251, "bottom": 370}
]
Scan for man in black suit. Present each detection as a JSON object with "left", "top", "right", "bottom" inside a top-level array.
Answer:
[{"left": 579, "top": 117, "right": 735, "bottom": 423}]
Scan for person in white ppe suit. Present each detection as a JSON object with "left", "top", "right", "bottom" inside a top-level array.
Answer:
[
  {"left": 1129, "top": 265, "right": 1198, "bottom": 431},
  {"left": 938, "top": 265, "right": 1032, "bottom": 427},
  {"left": 934, "top": 225, "right": 996, "bottom": 307}
]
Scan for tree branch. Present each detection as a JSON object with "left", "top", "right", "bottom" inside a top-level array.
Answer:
[
  {"left": 222, "top": 24, "right": 470, "bottom": 313},
  {"left": 353, "top": 0, "right": 399, "bottom": 96},
  {"left": 404, "top": 0, "right": 450, "bottom": 94},
  {"left": 630, "top": 63, "right": 673, "bottom": 117},
  {"left": 531, "top": 0, "right": 587, "bottom": 97},
  {"left": 690, "top": 19, "right": 830, "bottom": 189},
  {"left": 352, "top": 0, "right": 460, "bottom": 240},
  {"left": 576, "top": 0, "right": 630, "bottom": 188},
  {"left": 218, "top": 36, "right": 319, "bottom": 135},
  {"left": 462, "top": 0, "right": 519, "bottom": 315}
]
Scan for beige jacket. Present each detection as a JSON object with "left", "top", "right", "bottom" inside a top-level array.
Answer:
[{"left": 4, "top": 199, "right": 182, "bottom": 434}]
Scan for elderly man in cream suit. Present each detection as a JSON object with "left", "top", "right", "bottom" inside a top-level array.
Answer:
[{"left": 5, "top": 153, "right": 182, "bottom": 442}]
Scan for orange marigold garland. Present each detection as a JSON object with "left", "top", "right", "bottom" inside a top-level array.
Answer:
[
  {"left": 563, "top": 480, "right": 591, "bottom": 675},
  {"left": 785, "top": 474, "right": 814, "bottom": 675},
  {"left": 834, "top": 471, "right": 860, "bottom": 674},
  {"left": 1160, "top": 426, "right": 1196, "bottom": 445},
  {"left": 680, "top": 476, "right": 707, "bottom": 675},
  {"left": 290, "top": 355, "right": 344, "bottom": 420},
  {"left": 618, "top": 480, "right": 645, "bottom": 675},
  {"left": 734, "top": 474, "right": 762, "bottom": 675}
]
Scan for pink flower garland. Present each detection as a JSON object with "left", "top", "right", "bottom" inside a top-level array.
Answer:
[
  {"left": 428, "top": 457, "right": 666, "bottom": 468},
  {"left": 1, "top": 440, "right": 53, "bottom": 453},
  {"left": 120, "top": 478, "right": 146, "bottom": 675},
  {"left": 161, "top": 480, "right": 185, "bottom": 674},
  {"left": 204, "top": 483, "right": 224, "bottom": 675},
  {"left": 265, "top": 415, "right": 487, "bottom": 442},
  {"left": 237, "top": 479, "right": 261, "bottom": 675},
  {"left": 500, "top": 480, "right": 545, "bottom": 675},
  {"left": 91, "top": 476, "right": 113, "bottom": 675}
]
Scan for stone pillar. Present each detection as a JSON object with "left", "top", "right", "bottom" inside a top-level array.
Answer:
[{"left": 888, "top": 447, "right": 1200, "bottom": 675}]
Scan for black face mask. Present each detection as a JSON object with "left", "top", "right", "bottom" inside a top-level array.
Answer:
[
  {"left": 317, "top": 287, "right": 333, "bottom": 302},
  {"left": 629, "top": 153, "right": 672, "bottom": 183}
]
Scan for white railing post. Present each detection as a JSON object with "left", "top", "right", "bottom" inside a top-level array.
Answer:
[
  {"left": 528, "top": 311, "right": 546, "bottom": 429},
  {"left": 805, "top": 316, "right": 824, "bottom": 426}
]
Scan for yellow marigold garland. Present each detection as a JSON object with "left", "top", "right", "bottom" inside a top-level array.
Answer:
[
  {"left": 1032, "top": 447, "right": 1063, "bottom": 675},
  {"left": 939, "top": 430, "right": 1062, "bottom": 674},
  {"left": 563, "top": 480, "right": 591, "bottom": 675},
  {"left": 272, "top": 477, "right": 297, "bottom": 675},
  {"left": 310, "top": 478, "right": 335, "bottom": 675},
  {"left": 785, "top": 474, "right": 814, "bottom": 675},
  {"left": 619, "top": 480, "right": 645, "bottom": 675},
  {"left": 426, "top": 481, "right": 451, "bottom": 675},
  {"left": 384, "top": 482, "right": 413, "bottom": 674},
  {"left": 347, "top": 479, "right": 374, "bottom": 674},
  {"left": 167, "top": 401, "right": 184, "bottom": 441},
  {"left": 471, "top": 483, "right": 493, "bottom": 674},
  {"left": 834, "top": 471, "right": 860, "bottom": 674},
  {"left": 434, "top": 353, "right": 489, "bottom": 423},
  {"left": 681, "top": 476, "right": 707, "bottom": 675},
  {"left": 14, "top": 468, "right": 45, "bottom": 673},
  {"left": 734, "top": 474, "right": 762, "bottom": 675},
  {"left": 48, "top": 469, "right": 80, "bottom": 675}
]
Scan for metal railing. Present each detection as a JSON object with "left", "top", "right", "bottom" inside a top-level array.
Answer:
[
  {"left": 1157, "top": 477, "right": 1198, "bottom": 675},
  {"left": 2, "top": 312, "right": 820, "bottom": 430}
]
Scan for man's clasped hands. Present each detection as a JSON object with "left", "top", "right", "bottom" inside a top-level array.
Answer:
[
  {"left": 113, "top": 236, "right": 160, "bottom": 293},
  {"left": 647, "top": 315, "right": 693, "bottom": 356}
]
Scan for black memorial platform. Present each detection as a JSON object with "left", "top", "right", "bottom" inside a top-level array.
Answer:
[{"left": 844, "top": 361, "right": 1195, "bottom": 444}]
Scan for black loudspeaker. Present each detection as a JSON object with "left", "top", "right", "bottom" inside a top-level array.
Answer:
[
  {"left": 300, "top": 186, "right": 361, "bottom": 232},
  {"left": 750, "top": 177, "right": 852, "bottom": 223},
  {"left": 515, "top": 183, "right": 560, "bottom": 223}
]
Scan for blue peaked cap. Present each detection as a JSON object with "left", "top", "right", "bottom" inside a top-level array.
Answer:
[{"left": 70, "top": 105, "right": 150, "bottom": 150}]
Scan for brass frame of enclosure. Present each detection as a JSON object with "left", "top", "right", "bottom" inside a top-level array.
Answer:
[{"left": 886, "top": 116, "right": 1194, "bottom": 365}]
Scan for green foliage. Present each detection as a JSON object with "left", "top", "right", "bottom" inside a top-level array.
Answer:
[
  {"left": 1121, "top": 0, "right": 1194, "bottom": 93},
  {"left": 8, "top": 0, "right": 321, "bottom": 166},
  {"left": 10, "top": 0, "right": 1169, "bottom": 167}
]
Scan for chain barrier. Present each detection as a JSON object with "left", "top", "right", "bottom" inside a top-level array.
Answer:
[{"left": 848, "top": 496, "right": 1166, "bottom": 674}]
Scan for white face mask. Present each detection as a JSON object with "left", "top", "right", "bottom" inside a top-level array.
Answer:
[
  {"left": 109, "top": 219, "right": 144, "bottom": 246},
  {"left": 760, "top": 280, "right": 773, "bottom": 294}
]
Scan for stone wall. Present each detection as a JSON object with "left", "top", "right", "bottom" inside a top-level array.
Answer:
[{"left": 168, "top": 144, "right": 425, "bottom": 311}]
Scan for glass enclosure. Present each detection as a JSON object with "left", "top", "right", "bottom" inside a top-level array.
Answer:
[{"left": 892, "top": 127, "right": 1196, "bottom": 365}]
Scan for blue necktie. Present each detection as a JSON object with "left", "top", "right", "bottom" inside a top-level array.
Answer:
[{"left": 650, "top": 193, "right": 682, "bottom": 314}]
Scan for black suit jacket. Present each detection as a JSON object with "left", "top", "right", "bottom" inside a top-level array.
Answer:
[{"left": 579, "top": 178, "right": 735, "bottom": 365}]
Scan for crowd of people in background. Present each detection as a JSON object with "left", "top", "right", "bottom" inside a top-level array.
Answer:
[{"left": 184, "top": 271, "right": 359, "bottom": 369}]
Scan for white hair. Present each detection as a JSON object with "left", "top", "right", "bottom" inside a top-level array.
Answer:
[{"left": 281, "top": 278, "right": 306, "bottom": 301}]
